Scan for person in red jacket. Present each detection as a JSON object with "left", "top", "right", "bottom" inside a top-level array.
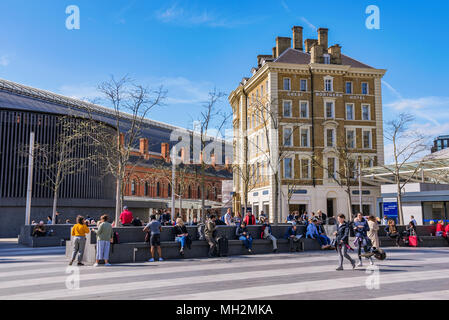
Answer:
[
  {"left": 243, "top": 211, "right": 256, "bottom": 225},
  {"left": 119, "top": 206, "right": 133, "bottom": 226},
  {"left": 436, "top": 220, "right": 446, "bottom": 237},
  {"left": 445, "top": 224, "right": 449, "bottom": 245}
]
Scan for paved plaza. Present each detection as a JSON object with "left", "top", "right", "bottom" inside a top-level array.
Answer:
[{"left": 0, "top": 239, "right": 448, "bottom": 300}]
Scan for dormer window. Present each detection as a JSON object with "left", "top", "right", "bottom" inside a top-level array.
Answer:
[{"left": 323, "top": 54, "right": 331, "bottom": 64}]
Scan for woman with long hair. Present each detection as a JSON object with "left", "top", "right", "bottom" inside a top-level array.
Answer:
[
  {"left": 174, "top": 218, "right": 190, "bottom": 256},
  {"left": 385, "top": 219, "right": 401, "bottom": 247}
]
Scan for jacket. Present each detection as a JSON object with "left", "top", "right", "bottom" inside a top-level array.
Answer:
[
  {"left": 353, "top": 218, "right": 369, "bottom": 238},
  {"left": 284, "top": 226, "right": 299, "bottom": 239},
  {"left": 306, "top": 223, "right": 319, "bottom": 239},
  {"left": 336, "top": 222, "right": 350, "bottom": 244},
  {"left": 174, "top": 225, "right": 188, "bottom": 237},
  {"left": 96, "top": 221, "right": 113, "bottom": 241},
  {"left": 204, "top": 220, "right": 216, "bottom": 238},
  {"left": 243, "top": 214, "right": 256, "bottom": 225},
  {"left": 436, "top": 223, "right": 446, "bottom": 237},
  {"left": 236, "top": 225, "right": 250, "bottom": 238},
  {"left": 367, "top": 220, "right": 380, "bottom": 248},
  {"left": 119, "top": 210, "right": 133, "bottom": 225}
]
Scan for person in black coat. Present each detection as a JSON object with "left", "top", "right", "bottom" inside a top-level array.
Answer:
[
  {"left": 334, "top": 214, "right": 356, "bottom": 271},
  {"left": 174, "top": 218, "right": 191, "bottom": 255}
]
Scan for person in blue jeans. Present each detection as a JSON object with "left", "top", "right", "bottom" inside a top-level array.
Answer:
[
  {"left": 236, "top": 221, "right": 253, "bottom": 253},
  {"left": 306, "top": 218, "right": 331, "bottom": 250},
  {"left": 174, "top": 218, "right": 190, "bottom": 256}
]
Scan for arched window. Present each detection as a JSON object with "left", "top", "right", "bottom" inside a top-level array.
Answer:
[
  {"left": 156, "top": 182, "right": 161, "bottom": 197},
  {"left": 144, "top": 182, "right": 149, "bottom": 196},
  {"left": 197, "top": 186, "right": 201, "bottom": 199},
  {"left": 168, "top": 183, "right": 171, "bottom": 197},
  {"left": 131, "top": 180, "right": 136, "bottom": 196},
  {"left": 188, "top": 185, "right": 192, "bottom": 199}
]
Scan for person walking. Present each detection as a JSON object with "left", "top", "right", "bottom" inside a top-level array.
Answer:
[
  {"left": 334, "top": 214, "right": 356, "bottom": 271},
  {"left": 367, "top": 216, "right": 380, "bottom": 254},
  {"left": 94, "top": 214, "right": 113, "bottom": 267},
  {"left": 174, "top": 218, "right": 190, "bottom": 256},
  {"left": 205, "top": 215, "right": 218, "bottom": 258},
  {"left": 143, "top": 214, "right": 163, "bottom": 262},
  {"left": 236, "top": 221, "right": 253, "bottom": 253},
  {"left": 353, "top": 213, "right": 374, "bottom": 266},
  {"left": 69, "top": 216, "right": 90, "bottom": 266}
]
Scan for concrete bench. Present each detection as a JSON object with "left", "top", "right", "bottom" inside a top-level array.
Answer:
[
  {"left": 18, "top": 224, "right": 73, "bottom": 247},
  {"left": 379, "top": 236, "right": 448, "bottom": 247}
]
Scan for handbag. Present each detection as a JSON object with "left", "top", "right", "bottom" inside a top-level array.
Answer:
[{"left": 409, "top": 236, "right": 418, "bottom": 247}]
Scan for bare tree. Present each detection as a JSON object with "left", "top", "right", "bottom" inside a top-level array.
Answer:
[
  {"left": 195, "top": 89, "right": 231, "bottom": 221},
  {"left": 84, "top": 76, "right": 166, "bottom": 225},
  {"left": 21, "top": 116, "right": 95, "bottom": 222},
  {"left": 382, "top": 113, "right": 429, "bottom": 224},
  {"left": 311, "top": 143, "right": 375, "bottom": 220},
  {"left": 249, "top": 96, "right": 305, "bottom": 224}
]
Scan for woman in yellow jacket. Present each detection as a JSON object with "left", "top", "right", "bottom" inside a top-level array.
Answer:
[{"left": 69, "top": 216, "right": 90, "bottom": 266}]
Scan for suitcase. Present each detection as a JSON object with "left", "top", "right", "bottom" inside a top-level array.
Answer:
[
  {"left": 217, "top": 237, "right": 229, "bottom": 257},
  {"left": 409, "top": 236, "right": 418, "bottom": 247}
]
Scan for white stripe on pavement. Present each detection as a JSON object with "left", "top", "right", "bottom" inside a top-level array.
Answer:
[
  {"left": 370, "top": 289, "right": 449, "bottom": 300},
  {"left": 152, "top": 268, "right": 449, "bottom": 300},
  {"left": 2, "top": 254, "right": 448, "bottom": 300}
]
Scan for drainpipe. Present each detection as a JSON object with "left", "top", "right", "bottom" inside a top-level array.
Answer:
[{"left": 309, "top": 67, "right": 316, "bottom": 187}]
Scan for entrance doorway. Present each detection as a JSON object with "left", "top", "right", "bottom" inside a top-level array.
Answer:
[
  {"left": 327, "top": 198, "right": 335, "bottom": 217},
  {"left": 289, "top": 204, "right": 307, "bottom": 214}
]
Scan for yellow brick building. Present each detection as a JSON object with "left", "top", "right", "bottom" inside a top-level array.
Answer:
[{"left": 229, "top": 26, "right": 386, "bottom": 222}]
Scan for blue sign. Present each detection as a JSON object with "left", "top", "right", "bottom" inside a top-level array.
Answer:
[{"left": 383, "top": 202, "right": 398, "bottom": 221}]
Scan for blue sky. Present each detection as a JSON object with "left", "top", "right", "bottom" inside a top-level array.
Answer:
[{"left": 0, "top": 0, "right": 448, "bottom": 162}]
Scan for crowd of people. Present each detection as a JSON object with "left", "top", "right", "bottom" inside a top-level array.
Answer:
[{"left": 64, "top": 205, "right": 448, "bottom": 268}]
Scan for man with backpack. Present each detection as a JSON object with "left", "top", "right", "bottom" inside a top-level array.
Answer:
[
  {"left": 143, "top": 215, "right": 163, "bottom": 262},
  {"left": 261, "top": 217, "right": 277, "bottom": 253}
]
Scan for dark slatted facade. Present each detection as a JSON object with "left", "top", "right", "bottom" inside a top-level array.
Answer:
[{"left": 0, "top": 110, "right": 106, "bottom": 199}]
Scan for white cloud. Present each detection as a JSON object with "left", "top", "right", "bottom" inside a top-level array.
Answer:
[
  {"left": 300, "top": 17, "right": 317, "bottom": 31},
  {"left": 0, "top": 55, "right": 10, "bottom": 67},
  {"left": 57, "top": 84, "right": 100, "bottom": 102},
  {"left": 382, "top": 81, "right": 449, "bottom": 164},
  {"left": 155, "top": 3, "right": 259, "bottom": 28}
]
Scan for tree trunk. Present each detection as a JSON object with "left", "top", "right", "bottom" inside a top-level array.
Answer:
[
  {"left": 346, "top": 189, "right": 353, "bottom": 221},
  {"left": 115, "top": 177, "right": 121, "bottom": 226},
  {"left": 273, "top": 172, "right": 279, "bottom": 225},
  {"left": 52, "top": 188, "right": 58, "bottom": 223},
  {"left": 397, "top": 184, "right": 404, "bottom": 225}
]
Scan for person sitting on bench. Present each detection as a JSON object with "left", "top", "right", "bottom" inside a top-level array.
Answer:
[
  {"left": 260, "top": 217, "right": 277, "bottom": 253},
  {"left": 174, "top": 218, "right": 191, "bottom": 256},
  {"left": 236, "top": 221, "right": 253, "bottom": 253},
  {"left": 284, "top": 223, "right": 302, "bottom": 252},
  {"left": 306, "top": 218, "right": 331, "bottom": 250},
  {"left": 32, "top": 221, "right": 47, "bottom": 237}
]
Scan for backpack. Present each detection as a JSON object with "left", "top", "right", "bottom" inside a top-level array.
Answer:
[
  {"left": 111, "top": 231, "right": 119, "bottom": 253},
  {"left": 260, "top": 225, "right": 267, "bottom": 239}
]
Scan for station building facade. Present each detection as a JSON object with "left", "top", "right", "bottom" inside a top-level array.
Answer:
[{"left": 0, "top": 79, "right": 231, "bottom": 237}]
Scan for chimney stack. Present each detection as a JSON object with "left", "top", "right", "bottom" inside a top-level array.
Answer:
[
  {"left": 328, "top": 44, "right": 342, "bottom": 64},
  {"left": 292, "top": 26, "right": 303, "bottom": 51},
  {"left": 304, "top": 39, "right": 318, "bottom": 53},
  {"left": 139, "top": 138, "right": 149, "bottom": 156},
  {"left": 272, "top": 47, "right": 276, "bottom": 58},
  {"left": 318, "top": 28, "right": 329, "bottom": 50},
  {"left": 161, "top": 143, "right": 170, "bottom": 162},
  {"left": 275, "top": 37, "right": 291, "bottom": 58}
]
